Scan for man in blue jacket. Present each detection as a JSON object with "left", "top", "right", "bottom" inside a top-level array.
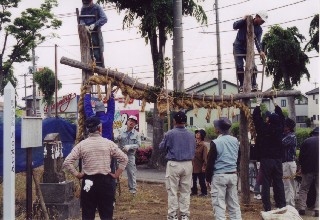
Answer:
[
  {"left": 160, "top": 111, "right": 195, "bottom": 220},
  {"left": 233, "top": 11, "right": 268, "bottom": 93}
]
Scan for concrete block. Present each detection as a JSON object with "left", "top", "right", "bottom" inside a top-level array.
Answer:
[{"left": 40, "top": 180, "right": 74, "bottom": 203}]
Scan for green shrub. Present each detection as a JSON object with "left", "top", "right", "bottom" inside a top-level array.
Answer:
[
  {"left": 296, "top": 127, "right": 312, "bottom": 149},
  {"left": 231, "top": 122, "right": 240, "bottom": 139},
  {"left": 205, "top": 126, "right": 218, "bottom": 140}
]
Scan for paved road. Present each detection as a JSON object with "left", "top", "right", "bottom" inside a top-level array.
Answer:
[{"left": 122, "top": 164, "right": 165, "bottom": 184}]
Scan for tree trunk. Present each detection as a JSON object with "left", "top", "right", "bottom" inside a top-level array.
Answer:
[
  {"left": 282, "top": 66, "right": 296, "bottom": 120},
  {"left": 148, "top": 29, "right": 166, "bottom": 169}
]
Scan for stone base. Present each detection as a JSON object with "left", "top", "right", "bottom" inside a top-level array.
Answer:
[
  {"left": 33, "top": 197, "right": 80, "bottom": 220},
  {"left": 40, "top": 181, "right": 74, "bottom": 203}
]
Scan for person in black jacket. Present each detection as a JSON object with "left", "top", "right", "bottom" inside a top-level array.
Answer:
[
  {"left": 253, "top": 96, "right": 286, "bottom": 211},
  {"left": 298, "top": 127, "right": 319, "bottom": 217}
]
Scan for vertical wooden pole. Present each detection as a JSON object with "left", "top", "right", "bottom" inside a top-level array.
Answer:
[
  {"left": 3, "top": 82, "right": 16, "bottom": 219},
  {"left": 240, "top": 16, "right": 254, "bottom": 204},
  {"left": 55, "top": 44, "right": 58, "bottom": 118}
]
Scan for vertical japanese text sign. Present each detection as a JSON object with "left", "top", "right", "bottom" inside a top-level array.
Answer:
[{"left": 3, "top": 82, "right": 15, "bottom": 219}]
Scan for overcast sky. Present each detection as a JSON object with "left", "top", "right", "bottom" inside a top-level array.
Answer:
[{"left": 4, "top": 0, "right": 319, "bottom": 106}]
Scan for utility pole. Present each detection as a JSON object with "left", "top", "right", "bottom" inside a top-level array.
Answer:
[
  {"left": 32, "top": 47, "right": 37, "bottom": 116},
  {"left": 214, "top": 0, "right": 222, "bottom": 95},
  {"left": 173, "top": 0, "right": 184, "bottom": 92},
  {"left": 55, "top": 44, "right": 58, "bottom": 118}
]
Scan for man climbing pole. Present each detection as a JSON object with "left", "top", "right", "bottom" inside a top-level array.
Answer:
[
  {"left": 80, "top": 0, "right": 107, "bottom": 31},
  {"left": 233, "top": 11, "right": 268, "bottom": 93},
  {"left": 79, "top": 0, "right": 108, "bottom": 67}
]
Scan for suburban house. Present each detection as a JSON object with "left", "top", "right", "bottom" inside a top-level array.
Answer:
[
  {"left": 184, "top": 79, "right": 317, "bottom": 129},
  {"left": 185, "top": 78, "right": 240, "bottom": 129},
  {"left": 305, "top": 87, "right": 319, "bottom": 127}
]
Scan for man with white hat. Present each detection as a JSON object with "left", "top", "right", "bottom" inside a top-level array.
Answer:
[
  {"left": 206, "top": 117, "right": 242, "bottom": 220},
  {"left": 117, "top": 115, "right": 141, "bottom": 195},
  {"left": 233, "top": 10, "right": 268, "bottom": 93}
]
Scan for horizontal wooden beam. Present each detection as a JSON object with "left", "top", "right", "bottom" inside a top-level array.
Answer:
[{"left": 60, "top": 56, "right": 301, "bottom": 103}]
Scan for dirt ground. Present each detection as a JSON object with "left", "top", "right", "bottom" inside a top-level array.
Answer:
[{"left": 112, "top": 179, "right": 262, "bottom": 220}]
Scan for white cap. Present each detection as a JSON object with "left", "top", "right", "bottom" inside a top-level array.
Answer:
[
  {"left": 128, "top": 115, "right": 138, "bottom": 122},
  {"left": 257, "top": 10, "right": 268, "bottom": 22}
]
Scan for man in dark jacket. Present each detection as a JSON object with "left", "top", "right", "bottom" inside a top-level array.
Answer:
[
  {"left": 253, "top": 97, "right": 286, "bottom": 211},
  {"left": 298, "top": 127, "right": 319, "bottom": 217}
]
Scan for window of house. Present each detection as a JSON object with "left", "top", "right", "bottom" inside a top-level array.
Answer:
[
  {"left": 313, "top": 94, "right": 315, "bottom": 100},
  {"left": 281, "top": 99, "right": 286, "bottom": 107},
  {"left": 296, "top": 116, "right": 307, "bottom": 123},
  {"left": 190, "top": 117, "right": 193, "bottom": 126},
  {"left": 318, "top": 115, "right": 319, "bottom": 121},
  {"left": 223, "top": 84, "right": 226, "bottom": 89},
  {"left": 316, "top": 99, "right": 318, "bottom": 104},
  {"left": 313, "top": 115, "right": 316, "bottom": 120}
]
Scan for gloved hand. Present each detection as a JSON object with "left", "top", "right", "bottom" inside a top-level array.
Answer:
[
  {"left": 88, "top": 24, "right": 95, "bottom": 31},
  {"left": 255, "top": 93, "right": 263, "bottom": 106},
  {"left": 123, "top": 145, "right": 130, "bottom": 152}
]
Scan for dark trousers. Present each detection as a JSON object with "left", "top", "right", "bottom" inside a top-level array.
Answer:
[
  {"left": 233, "top": 40, "right": 257, "bottom": 87},
  {"left": 260, "top": 159, "right": 286, "bottom": 211},
  {"left": 81, "top": 174, "right": 115, "bottom": 220},
  {"left": 191, "top": 173, "right": 207, "bottom": 195}
]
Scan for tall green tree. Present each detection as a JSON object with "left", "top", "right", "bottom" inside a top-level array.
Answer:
[
  {"left": 34, "top": 67, "right": 62, "bottom": 117},
  {"left": 0, "top": 0, "right": 62, "bottom": 94},
  {"left": 97, "top": 0, "right": 207, "bottom": 168},
  {"left": 304, "top": 14, "right": 319, "bottom": 53},
  {"left": 262, "top": 26, "right": 310, "bottom": 120}
]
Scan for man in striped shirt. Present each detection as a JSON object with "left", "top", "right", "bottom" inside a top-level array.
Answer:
[{"left": 63, "top": 116, "right": 128, "bottom": 220}]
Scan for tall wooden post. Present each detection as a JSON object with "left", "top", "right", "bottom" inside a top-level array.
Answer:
[
  {"left": 3, "top": 82, "right": 15, "bottom": 219},
  {"left": 76, "top": 8, "right": 92, "bottom": 85},
  {"left": 240, "top": 16, "right": 254, "bottom": 204}
]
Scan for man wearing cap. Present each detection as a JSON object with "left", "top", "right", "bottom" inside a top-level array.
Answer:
[
  {"left": 80, "top": 0, "right": 107, "bottom": 31},
  {"left": 253, "top": 96, "right": 286, "bottom": 211},
  {"left": 159, "top": 111, "right": 196, "bottom": 220},
  {"left": 63, "top": 116, "right": 128, "bottom": 219},
  {"left": 117, "top": 115, "right": 141, "bottom": 195},
  {"left": 205, "top": 117, "right": 242, "bottom": 220},
  {"left": 298, "top": 127, "right": 319, "bottom": 217},
  {"left": 191, "top": 128, "right": 208, "bottom": 197},
  {"left": 281, "top": 117, "right": 297, "bottom": 207},
  {"left": 233, "top": 11, "right": 268, "bottom": 93}
]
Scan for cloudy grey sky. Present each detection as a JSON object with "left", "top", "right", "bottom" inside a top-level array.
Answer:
[{"left": 6, "top": 0, "right": 319, "bottom": 106}]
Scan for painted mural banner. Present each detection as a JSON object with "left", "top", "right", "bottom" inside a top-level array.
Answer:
[{"left": 113, "top": 110, "right": 140, "bottom": 132}]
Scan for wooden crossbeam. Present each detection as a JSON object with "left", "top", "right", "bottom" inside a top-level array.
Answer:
[{"left": 60, "top": 56, "right": 301, "bottom": 103}]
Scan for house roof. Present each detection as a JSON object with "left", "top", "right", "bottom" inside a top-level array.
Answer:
[
  {"left": 305, "top": 87, "right": 319, "bottom": 95},
  {"left": 186, "top": 78, "right": 237, "bottom": 93}
]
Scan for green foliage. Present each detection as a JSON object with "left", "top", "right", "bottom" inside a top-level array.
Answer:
[
  {"left": 34, "top": 67, "right": 62, "bottom": 105},
  {"left": 230, "top": 122, "right": 240, "bottom": 139},
  {"left": 262, "top": 25, "right": 310, "bottom": 90},
  {"left": 205, "top": 126, "right": 218, "bottom": 140},
  {"left": 0, "top": 0, "right": 61, "bottom": 94},
  {"left": 304, "top": 14, "right": 319, "bottom": 53},
  {"left": 296, "top": 127, "right": 312, "bottom": 149}
]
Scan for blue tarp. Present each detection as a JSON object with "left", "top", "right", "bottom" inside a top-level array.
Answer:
[{"left": 0, "top": 114, "right": 76, "bottom": 176}]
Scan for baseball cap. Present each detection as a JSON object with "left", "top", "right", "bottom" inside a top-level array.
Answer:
[
  {"left": 214, "top": 117, "right": 232, "bottom": 134},
  {"left": 95, "top": 101, "right": 105, "bottom": 112},
  {"left": 128, "top": 115, "right": 138, "bottom": 123},
  {"left": 174, "top": 111, "right": 187, "bottom": 124},
  {"left": 257, "top": 10, "right": 268, "bottom": 22},
  {"left": 85, "top": 116, "right": 100, "bottom": 129}
]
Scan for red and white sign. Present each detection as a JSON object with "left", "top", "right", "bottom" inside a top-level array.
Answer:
[{"left": 43, "top": 93, "right": 78, "bottom": 113}]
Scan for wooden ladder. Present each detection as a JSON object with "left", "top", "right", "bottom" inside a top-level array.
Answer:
[{"left": 76, "top": 8, "right": 105, "bottom": 68}]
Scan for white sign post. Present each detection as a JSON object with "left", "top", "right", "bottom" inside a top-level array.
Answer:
[{"left": 3, "top": 82, "right": 15, "bottom": 219}]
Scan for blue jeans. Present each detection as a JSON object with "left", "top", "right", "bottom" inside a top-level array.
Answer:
[
  {"left": 233, "top": 40, "right": 257, "bottom": 87},
  {"left": 126, "top": 153, "right": 137, "bottom": 193}
]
